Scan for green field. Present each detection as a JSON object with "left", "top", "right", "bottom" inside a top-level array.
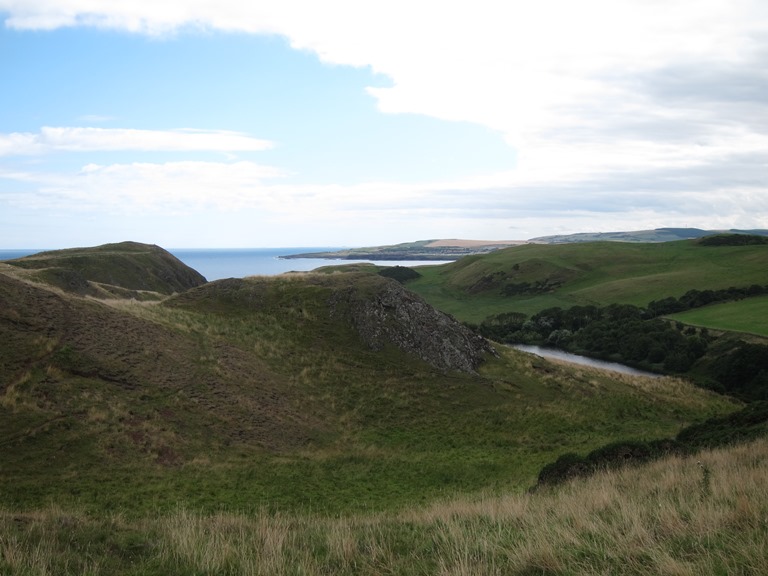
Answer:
[
  {"left": 407, "top": 240, "right": 768, "bottom": 323},
  {"left": 669, "top": 295, "right": 768, "bottom": 337}
]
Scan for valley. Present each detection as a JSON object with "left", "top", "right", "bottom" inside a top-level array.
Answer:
[{"left": 1, "top": 236, "right": 766, "bottom": 574}]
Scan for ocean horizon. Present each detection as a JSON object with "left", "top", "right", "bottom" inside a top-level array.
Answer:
[{"left": 0, "top": 247, "right": 454, "bottom": 281}]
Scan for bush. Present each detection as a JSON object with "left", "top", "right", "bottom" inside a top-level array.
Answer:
[
  {"left": 535, "top": 403, "right": 768, "bottom": 488},
  {"left": 537, "top": 452, "right": 588, "bottom": 486},
  {"left": 698, "top": 233, "right": 768, "bottom": 246},
  {"left": 676, "top": 401, "right": 768, "bottom": 448},
  {"left": 378, "top": 266, "right": 421, "bottom": 284}
]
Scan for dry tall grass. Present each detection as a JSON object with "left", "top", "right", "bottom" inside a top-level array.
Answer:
[{"left": 4, "top": 438, "right": 765, "bottom": 575}]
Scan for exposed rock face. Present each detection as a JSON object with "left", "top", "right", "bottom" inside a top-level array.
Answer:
[{"left": 331, "top": 278, "right": 496, "bottom": 373}]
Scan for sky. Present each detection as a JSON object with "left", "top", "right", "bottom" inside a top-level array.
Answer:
[{"left": 1, "top": 1, "right": 766, "bottom": 248}]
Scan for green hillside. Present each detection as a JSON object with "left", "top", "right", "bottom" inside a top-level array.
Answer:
[
  {"left": 407, "top": 238, "right": 768, "bottom": 323},
  {"left": 1, "top": 241, "right": 206, "bottom": 298},
  {"left": 400, "top": 236, "right": 768, "bottom": 404},
  {"left": 5, "top": 241, "right": 768, "bottom": 575},
  {"left": 0, "top": 244, "right": 736, "bottom": 518}
]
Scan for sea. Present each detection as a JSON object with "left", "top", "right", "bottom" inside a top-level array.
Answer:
[{"left": 0, "top": 247, "right": 455, "bottom": 281}]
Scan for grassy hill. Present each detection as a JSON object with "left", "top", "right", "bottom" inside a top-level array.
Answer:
[
  {"left": 406, "top": 238, "right": 768, "bottom": 323},
  {"left": 1, "top": 241, "right": 206, "bottom": 298},
  {"left": 529, "top": 226, "right": 768, "bottom": 243},
  {"left": 0, "top": 243, "right": 737, "bottom": 519},
  {"left": 5, "top": 241, "right": 768, "bottom": 574}
]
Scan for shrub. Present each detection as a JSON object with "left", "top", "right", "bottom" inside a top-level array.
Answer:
[{"left": 378, "top": 266, "right": 421, "bottom": 284}]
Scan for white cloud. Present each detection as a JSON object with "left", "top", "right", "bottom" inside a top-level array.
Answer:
[
  {"left": 3, "top": 1, "right": 766, "bottom": 166},
  {"left": 2, "top": 158, "right": 765, "bottom": 230},
  {"left": 2, "top": 0, "right": 767, "bottom": 242},
  {"left": 33, "top": 161, "right": 286, "bottom": 212},
  {"left": 0, "top": 127, "right": 273, "bottom": 156}
]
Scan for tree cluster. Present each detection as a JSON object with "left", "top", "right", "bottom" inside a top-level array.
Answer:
[
  {"left": 477, "top": 303, "right": 709, "bottom": 373},
  {"left": 706, "top": 343, "right": 768, "bottom": 401},
  {"left": 473, "top": 285, "right": 768, "bottom": 401},
  {"left": 698, "top": 233, "right": 768, "bottom": 246}
]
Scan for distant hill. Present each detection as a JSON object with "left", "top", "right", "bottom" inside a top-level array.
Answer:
[
  {"left": 280, "top": 239, "right": 525, "bottom": 260},
  {"left": 529, "top": 227, "right": 768, "bottom": 244},
  {"left": 281, "top": 229, "right": 768, "bottom": 261},
  {"left": 403, "top": 236, "right": 768, "bottom": 401},
  {"left": 406, "top": 237, "right": 768, "bottom": 322}
]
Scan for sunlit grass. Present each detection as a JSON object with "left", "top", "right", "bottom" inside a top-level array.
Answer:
[{"left": 669, "top": 295, "right": 768, "bottom": 337}]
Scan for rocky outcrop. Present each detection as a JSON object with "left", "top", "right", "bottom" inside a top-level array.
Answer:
[
  {"left": 330, "top": 278, "right": 496, "bottom": 373},
  {"left": 167, "top": 273, "right": 496, "bottom": 373}
]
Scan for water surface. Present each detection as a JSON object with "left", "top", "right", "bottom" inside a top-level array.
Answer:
[
  {"left": 168, "top": 248, "right": 454, "bottom": 280},
  {"left": 0, "top": 247, "right": 453, "bottom": 281},
  {"left": 512, "top": 344, "right": 660, "bottom": 378}
]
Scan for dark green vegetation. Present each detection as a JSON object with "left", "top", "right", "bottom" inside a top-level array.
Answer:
[
  {"left": 537, "top": 400, "right": 768, "bottom": 486},
  {"left": 477, "top": 303, "right": 768, "bottom": 401},
  {"left": 377, "top": 265, "right": 422, "bottom": 283},
  {"left": 698, "top": 233, "right": 768, "bottom": 246}
]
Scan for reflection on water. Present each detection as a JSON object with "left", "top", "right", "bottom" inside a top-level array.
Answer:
[{"left": 511, "top": 344, "right": 661, "bottom": 378}]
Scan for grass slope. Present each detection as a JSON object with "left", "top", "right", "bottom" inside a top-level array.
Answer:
[
  {"left": 1, "top": 241, "right": 206, "bottom": 297},
  {"left": 406, "top": 239, "right": 768, "bottom": 323},
  {"left": 3, "top": 436, "right": 766, "bottom": 575},
  {"left": 0, "top": 251, "right": 736, "bottom": 517}
]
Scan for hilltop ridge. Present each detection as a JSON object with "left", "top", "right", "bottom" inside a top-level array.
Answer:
[
  {"left": 279, "top": 228, "right": 768, "bottom": 261},
  {"left": 529, "top": 227, "right": 768, "bottom": 244},
  {"left": 1, "top": 241, "right": 206, "bottom": 298}
]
